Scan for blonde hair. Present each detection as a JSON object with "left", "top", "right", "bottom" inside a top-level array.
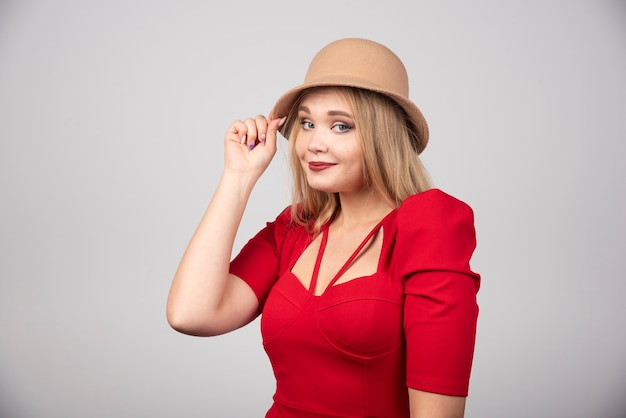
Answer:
[{"left": 282, "top": 87, "right": 432, "bottom": 233}]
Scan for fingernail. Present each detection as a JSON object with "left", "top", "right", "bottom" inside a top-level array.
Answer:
[
  {"left": 241, "top": 134, "right": 247, "bottom": 145},
  {"left": 260, "top": 133, "right": 266, "bottom": 143},
  {"left": 248, "top": 143, "right": 255, "bottom": 150},
  {"left": 278, "top": 116, "right": 287, "bottom": 127}
]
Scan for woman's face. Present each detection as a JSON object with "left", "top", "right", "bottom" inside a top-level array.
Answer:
[{"left": 295, "top": 88, "right": 365, "bottom": 194}]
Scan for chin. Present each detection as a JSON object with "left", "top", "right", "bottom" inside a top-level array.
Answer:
[{"left": 306, "top": 179, "right": 338, "bottom": 193}]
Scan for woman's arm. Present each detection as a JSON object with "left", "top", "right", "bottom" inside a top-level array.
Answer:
[
  {"left": 166, "top": 115, "right": 284, "bottom": 336},
  {"left": 409, "top": 389, "right": 466, "bottom": 418}
]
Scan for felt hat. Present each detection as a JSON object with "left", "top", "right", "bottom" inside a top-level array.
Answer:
[{"left": 270, "top": 38, "right": 429, "bottom": 153}]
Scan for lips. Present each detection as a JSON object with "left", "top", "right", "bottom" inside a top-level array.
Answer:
[{"left": 308, "top": 161, "right": 336, "bottom": 172}]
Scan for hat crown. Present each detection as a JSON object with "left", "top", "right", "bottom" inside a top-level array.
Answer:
[{"left": 303, "top": 38, "right": 409, "bottom": 98}]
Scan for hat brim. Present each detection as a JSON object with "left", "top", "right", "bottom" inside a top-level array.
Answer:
[{"left": 270, "top": 81, "right": 429, "bottom": 154}]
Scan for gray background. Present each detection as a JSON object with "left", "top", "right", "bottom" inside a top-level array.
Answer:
[{"left": 1, "top": 1, "right": 625, "bottom": 417}]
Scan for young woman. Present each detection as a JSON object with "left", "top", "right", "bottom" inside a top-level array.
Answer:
[{"left": 167, "top": 38, "right": 480, "bottom": 418}]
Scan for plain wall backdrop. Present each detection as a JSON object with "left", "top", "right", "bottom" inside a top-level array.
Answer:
[{"left": 1, "top": 0, "right": 625, "bottom": 417}]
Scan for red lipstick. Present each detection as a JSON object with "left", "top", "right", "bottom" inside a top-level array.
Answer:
[{"left": 308, "top": 162, "right": 336, "bottom": 172}]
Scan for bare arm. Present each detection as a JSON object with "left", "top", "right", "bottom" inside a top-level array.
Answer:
[
  {"left": 166, "top": 115, "right": 284, "bottom": 336},
  {"left": 409, "top": 388, "right": 466, "bottom": 418}
]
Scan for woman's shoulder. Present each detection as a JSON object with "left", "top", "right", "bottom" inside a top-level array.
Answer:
[
  {"left": 400, "top": 188, "right": 473, "bottom": 211},
  {"left": 398, "top": 188, "right": 475, "bottom": 224},
  {"left": 265, "top": 204, "right": 311, "bottom": 243},
  {"left": 393, "top": 188, "right": 479, "bottom": 278},
  {"left": 271, "top": 204, "right": 307, "bottom": 229},
  {"left": 393, "top": 188, "right": 476, "bottom": 244}
]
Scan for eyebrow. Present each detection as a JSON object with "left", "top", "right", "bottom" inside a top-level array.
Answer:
[{"left": 298, "top": 105, "right": 353, "bottom": 119}]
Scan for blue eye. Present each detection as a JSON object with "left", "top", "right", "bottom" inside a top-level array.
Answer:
[
  {"left": 332, "top": 123, "right": 353, "bottom": 132},
  {"left": 300, "top": 120, "right": 314, "bottom": 130}
]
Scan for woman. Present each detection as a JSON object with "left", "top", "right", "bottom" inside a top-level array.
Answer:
[{"left": 167, "top": 38, "right": 480, "bottom": 418}]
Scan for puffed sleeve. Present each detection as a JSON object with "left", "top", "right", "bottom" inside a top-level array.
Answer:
[
  {"left": 396, "top": 189, "right": 480, "bottom": 397},
  {"left": 229, "top": 206, "right": 294, "bottom": 310}
]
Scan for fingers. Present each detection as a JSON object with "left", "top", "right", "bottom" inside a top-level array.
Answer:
[
  {"left": 227, "top": 115, "right": 287, "bottom": 151},
  {"left": 246, "top": 115, "right": 266, "bottom": 149}
]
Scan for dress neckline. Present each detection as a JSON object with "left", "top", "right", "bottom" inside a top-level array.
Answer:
[{"left": 308, "top": 214, "right": 390, "bottom": 296}]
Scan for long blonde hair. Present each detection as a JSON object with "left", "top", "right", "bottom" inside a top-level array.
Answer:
[{"left": 282, "top": 87, "right": 432, "bottom": 233}]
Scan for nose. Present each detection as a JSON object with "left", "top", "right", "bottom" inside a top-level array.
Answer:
[{"left": 306, "top": 129, "right": 328, "bottom": 153}]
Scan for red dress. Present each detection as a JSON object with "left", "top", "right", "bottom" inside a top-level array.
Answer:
[{"left": 230, "top": 189, "right": 480, "bottom": 417}]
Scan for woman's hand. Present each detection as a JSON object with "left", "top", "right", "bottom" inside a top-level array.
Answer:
[{"left": 223, "top": 115, "right": 285, "bottom": 176}]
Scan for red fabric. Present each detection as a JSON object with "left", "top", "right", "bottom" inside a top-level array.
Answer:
[{"left": 229, "top": 189, "right": 480, "bottom": 417}]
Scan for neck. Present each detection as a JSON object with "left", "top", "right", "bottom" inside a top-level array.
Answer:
[{"left": 334, "top": 190, "right": 395, "bottom": 229}]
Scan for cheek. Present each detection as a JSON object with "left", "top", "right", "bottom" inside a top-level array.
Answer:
[
  {"left": 294, "top": 136, "right": 308, "bottom": 160},
  {"left": 345, "top": 150, "right": 366, "bottom": 184},
  {"left": 339, "top": 144, "right": 363, "bottom": 166}
]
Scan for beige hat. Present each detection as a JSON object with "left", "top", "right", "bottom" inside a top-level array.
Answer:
[{"left": 270, "top": 38, "right": 429, "bottom": 153}]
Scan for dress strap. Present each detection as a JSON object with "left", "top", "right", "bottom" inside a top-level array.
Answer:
[
  {"left": 326, "top": 221, "right": 384, "bottom": 289},
  {"left": 308, "top": 224, "right": 330, "bottom": 293}
]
